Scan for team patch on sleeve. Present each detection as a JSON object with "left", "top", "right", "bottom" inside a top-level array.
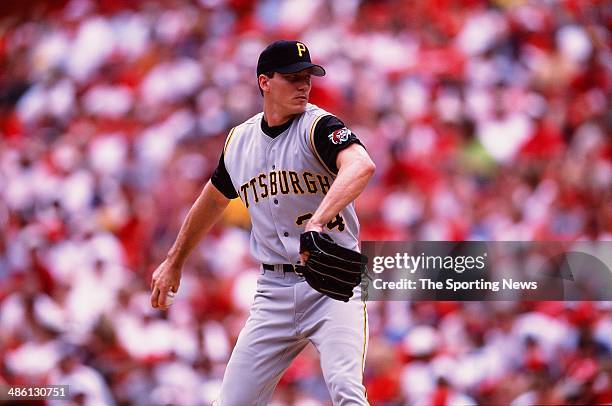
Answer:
[
  {"left": 328, "top": 127, "right": 352, "bottom": 145},
  {"left": 312, "top": 115, "right": 364, "bottom": 174}
]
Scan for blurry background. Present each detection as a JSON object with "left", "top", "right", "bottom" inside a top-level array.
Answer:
[{"left": 0, "top": 0, "right": 610, "bottom": 404}]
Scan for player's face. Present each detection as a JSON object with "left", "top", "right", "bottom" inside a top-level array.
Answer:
[{"left": 268, "top": 69, "right": 312, "bottom": 114}]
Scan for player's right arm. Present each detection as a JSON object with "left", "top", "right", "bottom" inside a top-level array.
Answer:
[{"left": 150, "top": 180, "right": 230, "bottom": 309}]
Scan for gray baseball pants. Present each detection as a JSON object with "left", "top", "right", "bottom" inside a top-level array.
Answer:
[{"left": 217, "top": 266, "right": 369, "bottom": 405}]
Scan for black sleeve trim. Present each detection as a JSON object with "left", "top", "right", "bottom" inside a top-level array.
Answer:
[
  {"left": 312, "top": 115, "right": 364, "bottom": 174},
  {"left": 211, "top": 151, "right": 238, "bottom": 199}
]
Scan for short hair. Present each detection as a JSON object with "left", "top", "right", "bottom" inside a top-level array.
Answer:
[{"left": 258, "top": 71, "right": 275, "bottom": 96}]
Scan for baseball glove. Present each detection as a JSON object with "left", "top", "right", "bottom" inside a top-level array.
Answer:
[{"left": 298, "top": 231, "right": 368, "bottom": 302}]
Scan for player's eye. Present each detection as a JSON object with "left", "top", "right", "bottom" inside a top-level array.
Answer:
[{"left": 285, "top": 74, "right": 310, "bottom": 84}]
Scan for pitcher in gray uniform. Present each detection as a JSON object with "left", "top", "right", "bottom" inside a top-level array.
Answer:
[{"left": 150, "top": 40, "right": 376, "bottom": 405}]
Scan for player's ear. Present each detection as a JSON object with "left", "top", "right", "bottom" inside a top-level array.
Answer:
[
  {"left": 259, "top": 73, "right": 274, "bottom": 94},
  {"left": 258, "top": 74, "right": 270, "bottom": 93}
]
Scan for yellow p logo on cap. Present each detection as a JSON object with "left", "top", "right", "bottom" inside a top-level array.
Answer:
[{"left": 296, "top": 43, "right": 306, "bottom": 57}]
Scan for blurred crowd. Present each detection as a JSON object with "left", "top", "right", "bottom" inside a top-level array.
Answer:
[{"left": 0, "top": 0, "right": 610, "bottom": 404}]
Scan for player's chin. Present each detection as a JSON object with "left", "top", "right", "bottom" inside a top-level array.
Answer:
[{"left": 290, "top": 99, "right": 308, "bottom": 112}]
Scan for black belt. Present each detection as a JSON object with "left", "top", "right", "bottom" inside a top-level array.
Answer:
[{"left": 263, "top": 263, "right": 296, "bottom": 273}]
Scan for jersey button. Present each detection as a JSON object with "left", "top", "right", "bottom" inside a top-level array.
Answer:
[
  {"left": 283, "top": 232, "right": 289, "bottom": 237},
  {"left": 274, "top": 199, "right": 278, "bottom": 204}
]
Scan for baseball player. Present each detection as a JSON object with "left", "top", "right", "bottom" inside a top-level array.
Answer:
[{"left": 150, "top": 40, "right": 376, "bottom": 405}]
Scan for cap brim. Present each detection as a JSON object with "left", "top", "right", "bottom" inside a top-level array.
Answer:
[{"left": 275, "top": 62, "right": 326, "bottom": 76}]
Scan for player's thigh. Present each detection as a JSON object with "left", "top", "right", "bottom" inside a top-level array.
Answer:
[
  {"left": 311, "top": 297, "right": 368, "bottom": 372},
  {"left": 218, "top": 282, "right": 307, "bottom": 405},
  {"left": 307, "top": 294, "right": 369, "bottom": 404},
  {"left": 304, "top": 286, "right": 368, "bottom": 360},
  {"left": 219, "top": 334, "right": 307, "bottom": 406}
]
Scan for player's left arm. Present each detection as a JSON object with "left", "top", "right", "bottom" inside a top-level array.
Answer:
[{"left": 305, "top": 143, "right": 375, "bottom": 232}]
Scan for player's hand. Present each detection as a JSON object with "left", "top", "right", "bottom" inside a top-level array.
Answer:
[
  {"left": 150, "top": 259, "right": 182, "bottom": 310},
  {"left": 301, "top": 221, "right": 324, "bottom": 263}
]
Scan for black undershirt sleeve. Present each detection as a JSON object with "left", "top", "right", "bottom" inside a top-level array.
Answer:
[
  {"left": 211, "top": 151, "right": 238, "bottom": 199},
  {"left": 312, "top": 115, "right": 364, "bottom": 174}
]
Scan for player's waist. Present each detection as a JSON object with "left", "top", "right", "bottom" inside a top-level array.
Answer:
[{"left": 262, "top": 263, "right": 298, "bottom": 273}]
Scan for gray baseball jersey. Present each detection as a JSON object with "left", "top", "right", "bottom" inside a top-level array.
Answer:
[
  {"left": 212, "top": 103, "right": 363, "bottom": 265},
  {"left": 211, "top": 103, "right": 369, "bottom": 405}
]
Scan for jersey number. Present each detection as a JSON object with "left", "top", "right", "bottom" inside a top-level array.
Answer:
[{"left": 295, "top": 213, "right": 346, "bottom": 231}]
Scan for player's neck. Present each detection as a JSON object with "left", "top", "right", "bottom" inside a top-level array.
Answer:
[
  {"left": 263, "top": 102, "right": 296, "bottom": 127},
  {"left": 263, "top": 112, "right": 294, "bottom": 127}
]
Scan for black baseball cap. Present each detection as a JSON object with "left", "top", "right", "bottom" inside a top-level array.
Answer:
[{"left": 257, "top": 40, "right": 326, "bottom": 77}]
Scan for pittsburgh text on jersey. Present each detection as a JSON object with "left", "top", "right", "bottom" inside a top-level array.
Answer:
[{"left": 239, "top": 170, "right": 331, "bottom": 208}]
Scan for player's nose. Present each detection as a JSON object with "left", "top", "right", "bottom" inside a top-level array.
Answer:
[{"left": 297, "top": 77, "right": 310, "bottom": 90}]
